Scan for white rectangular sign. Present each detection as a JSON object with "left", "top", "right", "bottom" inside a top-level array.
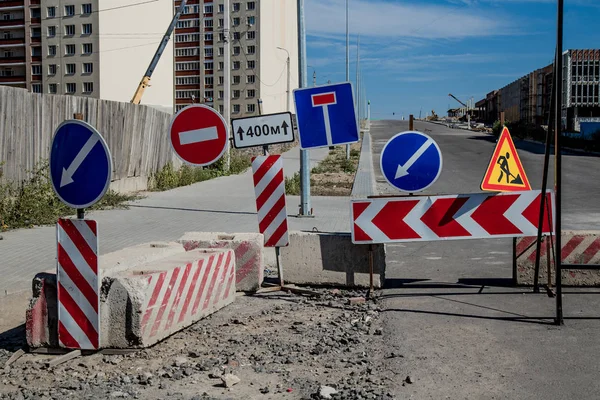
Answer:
[{"left": 232, "top": 112, "right": 295, "bottom": 149}]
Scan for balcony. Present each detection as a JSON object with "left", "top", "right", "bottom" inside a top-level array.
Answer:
[
  {"left": 0, "top": 1, "right": 24, "bottom": 9},
  {"left": 0, "top": 56, "right": 25, "bottom": 65},
  {"left": 0, "top": 75, "right": 26, "bottom": 83},
  {"left": 30, "top": 0, "right": 40, "bottom": 5},
  {"left": 30, "top": 17, "right": 40, "bottom": 24},
  {"left": 0, "top": 38, "right": 26, "bottom": 46},
  {"left": 0, "top": 19, "right": 25, "bottom": 27},
  {"left": 30, "top": 36, "right": 40, "bottom": 43}
]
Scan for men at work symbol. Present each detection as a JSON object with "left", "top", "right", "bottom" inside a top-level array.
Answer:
[{"left": 496, "top": 152, "right": 524, "bottom": 185}]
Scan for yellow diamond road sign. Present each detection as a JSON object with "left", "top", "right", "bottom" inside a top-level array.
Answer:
[{"left": 481, "top": 127, "right": 531, "bottom": 192}]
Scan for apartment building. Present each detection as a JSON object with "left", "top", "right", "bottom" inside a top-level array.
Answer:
[
  {"left": 1, "top": 0, "right": 174, "bottom": 108},
  {"left": 0, "top": 0, "right": 42, "bottom": 91},
  {"left": 173, "top": 0, "right": 298, "bottom": 117},
  {"left": 563, "top": 49, "right": 600, "bottom": 131}
]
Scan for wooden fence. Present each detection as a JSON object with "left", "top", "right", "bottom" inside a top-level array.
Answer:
[{"left": 0, "top": 86, "right": 180, "bottom": 190}]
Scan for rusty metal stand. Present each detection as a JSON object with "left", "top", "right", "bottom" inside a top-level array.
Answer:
[
  {"left": 366, "top": 244, "right": 375, "bottom": 299},
  {"left": 258, "top": 247, "right": 320, "bottom": 296}
]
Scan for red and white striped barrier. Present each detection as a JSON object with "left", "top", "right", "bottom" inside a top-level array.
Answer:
[
  {"left": 251, "top": 155, "right": 289, "bottom": 247},
  {"left": 138, "top": 249, "right": 236, "bottom": 344},
  {"left": 57, "top": 218, "right": 99, "bottom": 350},
  {"left": 352, "top": 191, "right": 555, "bottom": 244},
  {"left": 516, "top": 231, "right": 600, "bottom": 285}
]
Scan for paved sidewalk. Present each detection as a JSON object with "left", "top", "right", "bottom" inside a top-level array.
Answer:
[{"left": 1, "top": 146, "right": 351, "bottom": 296}]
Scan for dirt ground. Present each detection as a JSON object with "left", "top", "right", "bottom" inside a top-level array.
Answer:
[
  {"left": 0, "top": 289, "right": 403, "bottom": 400},
  {"left": 310, "top": 143, "right": 361, "bottom": 197}
]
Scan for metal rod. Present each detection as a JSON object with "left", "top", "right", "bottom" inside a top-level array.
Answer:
[
  {"left": 368, "top": 244, "right": 374, "bottom": 298},
  {"left": 345, "top": 0, "right": 350, "bottom": 161},
  {"left": 555, "top": 0, "right": 564, "bottom": 326},
  {"left": 298, "top": 0, "right": 311, "bottom": 216},
  {"left": 533, "top": 49, "right": 557, "bottom": 293},
  {"left": 409, "top": 114, "right": 414, "bottom": 131},
  {"left": 547, "top": 235, "right": 552, "bottom": 287},
  {"left": 276, "top": 247, "right": 285, "bottom": 287},
  {"left": 512, "top": 238, "right": 518, "bottom": 286},
  {"left": 223, "top": 0, "right": 231, "bottom": 172}
]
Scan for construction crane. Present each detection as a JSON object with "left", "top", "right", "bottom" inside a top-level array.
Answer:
[
  {"left": 131, "top": 0, "right": 188, "bottom": 105},
  {"left": 448, "top": 93, "right": 472, "bottom": 129},
  {"left": 448, "top": 93, "right": 468, "bottom": 109}
]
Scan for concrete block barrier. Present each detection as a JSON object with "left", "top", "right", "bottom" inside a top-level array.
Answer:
[
  {"left": 280, "top": 231, "right": 386, "bottom": 288},
  {"left": 516, "top": 231, "right": 600, "bottom": 286},
  {"left": 178, "top": 232, "right": 264, "bottom": 292},
  {"left": 26, "top": 242, "right": 236, "bottom": 349}
]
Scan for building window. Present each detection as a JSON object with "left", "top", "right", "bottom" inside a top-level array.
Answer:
[
  {"left": 233, "top": 89, "right": 240, "bottom": 98},
  {"left": 64, "top": 5, "right": 75, "bottom": 17},
  {"left": 233, "top": 75, "right": 240, "bottom": 84},
  {"left": 83, "top": 62, "right": 93, "bottom": 74},
  {"left": 219, "top": 105, "right": 224, "bottom": 113},
  {"left": 233, "top": 46, "right": 240, "bottom": 56},
  {"left": 204, "top": 4, "right": 213, "bottom": 13},
  {"left": 247, "top": 89, "right": 255, "bottom": 98},
  {"left": 47, "top": 6, "right": 56, "bottom": 18},
  {"left": 218, "top": 61, "right": 224, "bottom": 70},
  {"left": 247, "top": 31, "right": 255, "bottom": 40},
  {"left": 82, "top": 43, "right": 92, "bottom": 54},
  {"left": 32, "top": 47, "right": 41, "bottom": 57},
  {"left": 175, "top": 61, "right": 200, "bottom": 71},
  {"left": 233, "top": 32, "right": 240, "bottom": 40},
  {"left": 204, "top": 90, "right": 213, "bottom": 100},
  {"left": 82, "top": 4, "right": 92, "bottom": 14},
  {"left": 247, "top": 1, "right": 256, "bottom": 10},
  {"left": 3, "top": 32, "right": 12, "bottom": 40},
  {"left": 247, "top": 60, "right": 255, "bottom": 69},
  {"left": 48, "top": 64, "right": 57, "bottom": 75},
  {"left": 218, "top": 4, "right": 224, "bottom": 13},
  {"left": 66, "top": 63, "right": 75, "bottom": 75},
  {"left": 205, "top": 33, "right": 213, "bottom": 41},
  {"left": 66, "top": 83, "right": 76, "bottom": 94},
  {"left": 82, "top": 24, "right": 92, "bottom": 35},
  {"left": 3, "top": 49, "right": 13, "bottom": 58},
  {"left": 205, "top": 76, "right": 213, "bottom": 85},
  {"left": 175, "top": 89, "right": 200, "bottom": 99},
  {"left": 233, "top": 104, "right": 240, "bottom": 113},
  {"left": 219, "top": 33, "right": 225, "bottom": 41},
  {"left": 218, "top": 47, "right": 224, "bottom": 56},
  {"left": 65, "top": 25, "right": 75, "bottom": 36},
  {"left": 48, "top": 83, "right": 57, "bottom": 94},
  {"left": 48, "top": 45, "right": 57, "bottom": 56},
  {"left": 218, "top": 76, "right": 224, "bottom": 85},
  {"left": 204, "top": 48, "right": 213, "bottom": 57},
  {"left": 233, "top": 61, "right": 240, "bottom": 70},
  {"left": 204, "top": 61, "right": 214, "bottom": 70},
  {"left": 31, "top": 8, "right": 40, "bottom": 18},
  {"left": 247, "top": 75, "right": 255, "bottom": 84},
  {"left": 247, "top": 45, "right": 255, "bottom": 55},
  {"left": 65, "top": 44, "right": 75, "bottom": 55},
  {"left": 233, "top": 17, "right": 240, "bottom": 26},
  {"left": 218, "top": 90, "right": 224, "bottom": 99},
  {"left": 83, "top": 82, "right": 93, "bottom": 93},
  {"left": 175, "top": 76, "right": 200, "bottom": 85},
  {"left": 47, "top": 26, "right": 56, "bottom": 37},
  {"left": 233, "top": 3, "right": 240, "bottom": 12},
  {"left": 247, "top": 16, "right": 255, "bottom": 26},
  {"left": 247, "top": 103, "right": 256, "bottom": 113},
  {"left": 175, "top": 33, "right": 200, "bottom": 43},
  {"left": 32, "top": 83, "right": 42, "bottom": 93},
  {"left": 218, "top": 18, "right": 224, "bottom": 27},
  {"left": 204, "top": 19, "right": 213, "bottom": 28},
  {"left": 31, "top": 65, "right": 41, "bottom": 75}
]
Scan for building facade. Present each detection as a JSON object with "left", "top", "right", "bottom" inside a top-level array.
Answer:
[
  {"left": 0, "top": 0, "right": 42, "bottom": 91},
  {"left": 173, "top": 0, "right": 298, "bottom": 117},
  {"left": 1, "top": 0, "right": 174, "bottom": 108},
  {"left": 563, "top": 49, "right": 600, "bottom": 131}
]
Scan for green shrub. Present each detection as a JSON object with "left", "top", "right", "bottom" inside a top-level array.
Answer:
[{"left": 285, "top": 172, "right": 301, "bottom": 195}]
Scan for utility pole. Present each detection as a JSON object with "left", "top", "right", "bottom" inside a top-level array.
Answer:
[
  {"left": 297, "top": 0, "right": 311, "bottom": 216},
  {"left": 356, "top": 35, "right": 360, "bottom": 124},
  {"left": 313, "top": 70, "right": 316, "bottom": 87},
  {"left": 345, "top": 0, "right": 350, "bottom": 160},
  {"left": 277, "top": 47, "right": 291, "bottom": 112},
  {"left": 223, "top": 0, "right": 231, "bottom": 171}
]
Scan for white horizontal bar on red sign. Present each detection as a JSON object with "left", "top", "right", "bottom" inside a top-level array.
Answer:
[
  {"left": 351, "top": 190, "right": 555, "bottom": 244},
  {"left": 179, "top": 127, "right": 218, "bottom": 145}
]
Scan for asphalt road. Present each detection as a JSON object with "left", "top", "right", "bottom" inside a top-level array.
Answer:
[{"left": 371, "top": 120, "right": 600, "bottom": 399}]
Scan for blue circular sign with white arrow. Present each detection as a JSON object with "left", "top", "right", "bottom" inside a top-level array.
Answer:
[
  {"left": 380, "top": 131, "right": 443, "bottom": 193},
  {"left": 50, "top": 120, "right": 112, "bottom": 209}
]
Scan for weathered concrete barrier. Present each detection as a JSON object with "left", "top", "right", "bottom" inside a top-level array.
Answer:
[
  {"left": 178, "top": 232, "right": 264, "bottom": 292},
  {"left": 279, "top": 231, "right": 386, "bottom": 288},
  {"left": 516, "top": 231, "right": 600, "bottom": 286},
  {"left": 26, "top": 242, "right": 236, "bottom": 349}
]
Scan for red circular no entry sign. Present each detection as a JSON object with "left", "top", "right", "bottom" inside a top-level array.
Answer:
[{"left": 169, "top": 105, "right": 229, "bottom": 167}]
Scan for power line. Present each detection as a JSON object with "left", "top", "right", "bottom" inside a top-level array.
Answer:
[{"left": 39, "top": 0, "right": 162, "bottom": 23}]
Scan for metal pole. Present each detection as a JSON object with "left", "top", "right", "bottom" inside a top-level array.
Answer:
[
  {"left": 409, "top": 114, "right": 414, "bottom": 131},
  {"left": 533, "top": 50, "right": 557, "bottom": 293},
  {"left": 555, "top": 0, "right": 564, "bottom": 326},
  {"left": 73, "top": 113, "right": 85, "bottom": 219},
  {"left": 286, "top": 55, "right": 291, "bottom": 112},
  {"left": 367, "top": 100, "right": 371, "bottom": 131},
  {"left": 297, "top": 0, "right": 311, "bottom": 216},
  {"left": 223, "top": 0, "right": 231, "bottom": 172},
  {"left": 345, "top": 0, "right": 350, "bottom": 160},
  {"left": 356, "top": 35, "right": 360, "bottom": 122}
]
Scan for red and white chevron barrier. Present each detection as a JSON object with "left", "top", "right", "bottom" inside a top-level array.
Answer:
[
  {"left": 352, "top": 190, "right": 555, "bottom": 244},
  {"left": 139, "top": 249, "right": 235, "bottom": 341},
  {"left": 57, "top": 218, "right": 99, "bottom": 350},
  {"left": 252, "top": 155, "right": 289, "bottom": 247}
]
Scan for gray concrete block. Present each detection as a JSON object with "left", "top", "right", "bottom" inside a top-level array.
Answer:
[
  {"left": 280, "top": 231, "right": 386, "bottom": 288},
  {"left": 178, "top": 232, "right": 264, "bottom": 292}
]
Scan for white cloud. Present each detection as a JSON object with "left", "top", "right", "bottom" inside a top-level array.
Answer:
[{"left": 305, "top": 0, "right": 515, "bottom": 40}]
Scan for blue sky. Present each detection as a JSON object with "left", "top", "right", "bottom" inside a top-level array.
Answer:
[{"left": 304, "top": 0, "right": 600, "bottom": 120}]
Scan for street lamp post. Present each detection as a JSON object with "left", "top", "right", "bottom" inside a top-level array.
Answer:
[{"left": 277, "top": 47, "right": 291, "bottom": 112}]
